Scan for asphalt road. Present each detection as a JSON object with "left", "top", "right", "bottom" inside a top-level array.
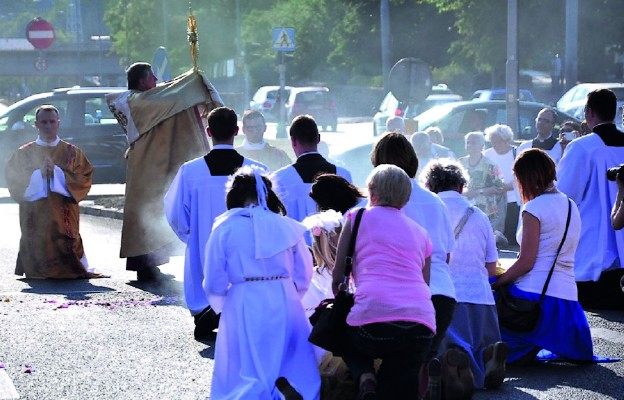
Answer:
[{"left": 0, "top": 191, "right": 623, "bottom": 399}]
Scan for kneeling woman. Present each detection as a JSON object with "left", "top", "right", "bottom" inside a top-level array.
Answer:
[
  {"left": 204, "top": 166, "right": 320, "bottom": 399},
  {"left": 333, "top": 165, "right": 436, "bottom": 399},
  {"left": 492, "top": 149, "right": 594, "bottom": 363}
]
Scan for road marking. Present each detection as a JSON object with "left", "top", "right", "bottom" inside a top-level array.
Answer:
[
  {"left": 591, "top": 327, "right": 624, "bottom": 344},
  {"left": 0, "top": 369, "right": 19, "bottom": 399}
]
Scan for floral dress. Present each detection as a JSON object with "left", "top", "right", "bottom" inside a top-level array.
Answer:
[{"left": 459, "top": 154, "right": 504, "bottom": 220}]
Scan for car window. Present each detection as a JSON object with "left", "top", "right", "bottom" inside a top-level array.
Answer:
[
  {"left": 570, "top": 87, "right": 588, "bottom": 103},
  {"left": 0, "top": 100, "right": 69, "bottom": 132},
  {"left": 296, "top": 91, "right": 327, "bottom": 103},
  {"left": 85, "top": 97, "right": 117, "bottom": 125},
  {"left": 611, "top": 88, "right": 624, "bottom": 100}
]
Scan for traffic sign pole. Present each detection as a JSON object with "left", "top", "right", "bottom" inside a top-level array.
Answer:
[{"left": 273, "top": 27, "right": 295, "bottom": 139}]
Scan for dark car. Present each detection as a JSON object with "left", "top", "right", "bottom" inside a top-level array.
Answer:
[
  {"left": 414, "top": 100, "right": 580, "bottom": 155},
  {"left": 285, "top": 86, "right": 338, "bottom": 131},
  {"left": 0, "top": 86, "right": 128, "bottom": 186},
  {"left": 471, "top": 89, "right": 536, "bottom": 102}
]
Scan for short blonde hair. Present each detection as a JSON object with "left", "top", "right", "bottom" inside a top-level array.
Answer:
[{"left": 366, "top": 164, "right": 411, "bottom": 209}]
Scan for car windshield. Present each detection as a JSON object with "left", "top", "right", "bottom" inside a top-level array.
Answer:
[{"left": 414, "top": 103, "right": 456, "bottom": 129}]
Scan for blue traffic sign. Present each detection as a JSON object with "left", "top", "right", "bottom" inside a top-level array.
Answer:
[{"left": 273, "top": 27, "right": 295, "bottom": 51}]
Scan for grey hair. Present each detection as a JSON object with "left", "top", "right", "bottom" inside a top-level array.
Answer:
[
  {"left": 484, "top": 124, "right": 514, "bottom": 144},
  {"left": 366, "top": 164, "right": 412, "bottom": 209},
  {"left": 423, "top": 159, "right": 470, "bottom": 193},
  {"left": 464, "top": 131, "right": 485, "bottom": 147}
]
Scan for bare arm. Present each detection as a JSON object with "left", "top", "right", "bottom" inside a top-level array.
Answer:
[
  {"left": 422, "top": 256, "right": 431, "bottom": 285},
  {"left": 611, "top": 172, "right": 624, "bottom": 230},
  {"left": 485, "top": 261, "right": 497, "bottom": 278},
  {"left": 491, "top": 211, "right": 540, "bottom": 288},
  {"left": 332, "top": 215, "right": 353, "bottom": 295}
]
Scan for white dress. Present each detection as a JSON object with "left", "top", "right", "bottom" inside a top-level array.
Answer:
[{"left": 205, "top": 206, "right": 321, "bottom": 399}]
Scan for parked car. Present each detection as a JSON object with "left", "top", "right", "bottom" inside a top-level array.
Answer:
[
  {"left": 0, "top": 86, "right": 128, "bottom": 186},
  {"left": 285, "top": 86, "right": 338, "bottom": 131},
  {"left": 249, "top": 85, "right": 292, "bottom": 120},
  {"left": 556, "top": 82, "right": 624, "bottom": 130},
  {"left": 471, "top": 89, "right": 536, "bottom": 102},
  {"left": 372, "top": 87, "right": 463, "bottom": 136},
  {"left": 413, "top": 100, "right": 580, "bottom": 156}
]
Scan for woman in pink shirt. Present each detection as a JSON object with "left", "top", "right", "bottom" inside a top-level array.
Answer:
[{"left": 332, "top": 164, "right": 435, "bottom": 400}]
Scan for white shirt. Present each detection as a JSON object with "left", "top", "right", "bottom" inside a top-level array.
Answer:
[
  {"left": 484, "top": 146, "right": 519, "bottom": 204},
  {"left": 438, "top": 190, "right": 498, "bottom": 304},
  {"left": 515, "top": 193, "right": 580, "bottom": 300},
  {"left": 557, "top": 131, "right": 624, "bottom": 281},
  {"left": 517, "top": 136, "right": 562, "bottom": 165}
]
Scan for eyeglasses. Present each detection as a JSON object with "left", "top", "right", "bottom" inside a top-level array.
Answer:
[{"left": 243, "top": 124, "right": 265, "bottom": 130}]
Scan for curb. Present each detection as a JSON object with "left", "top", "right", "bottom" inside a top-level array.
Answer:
[{"left": 79, "top": 200, "right": 124, "bottom": 220}]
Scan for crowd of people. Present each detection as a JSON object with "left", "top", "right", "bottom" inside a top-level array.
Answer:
[{"left": 5, "top": 60, "right": 624, "bottom": 400}]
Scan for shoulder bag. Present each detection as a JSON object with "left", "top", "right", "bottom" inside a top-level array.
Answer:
[
  {"left": 495, "top": 198, "right": 572, "bottom": 332},
  {"left": 308, "top": 208, "right": 364, "bottom": 355}
]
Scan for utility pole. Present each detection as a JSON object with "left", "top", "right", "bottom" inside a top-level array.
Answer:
[
  {"left": 380, "top": 0, "right": 391, "bottom": 92},
  {"left": 506, "top": 0, "right": 519, "bottom": 135}
]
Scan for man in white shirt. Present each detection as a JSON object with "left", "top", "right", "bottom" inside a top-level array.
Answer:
[
  {"left": 557, "top": 89, "right": 624, "bottom": 309},
  {"left": 517, "top": 108, "right": 562, "bottom": 164},
  {"left": 271, "top": 115, "right": 352, "bottom": 225},
  {"left": 236, "top": 110, "right": 291, "bottom": 172},
  {"left": 165, "top": 107, "right": 267, "bottom": 339}
]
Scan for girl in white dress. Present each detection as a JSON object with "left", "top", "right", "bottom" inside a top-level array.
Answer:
[{"left": 204, "top": 166, "right": 320, "bottom": 399}]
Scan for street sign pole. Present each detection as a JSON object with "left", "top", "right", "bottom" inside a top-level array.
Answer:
[
  {"left": 278, "top": 55, "right": 287, "bottom": 139},
  {"left": 273, "top": 27, "right": 295, "bottom": 139}
]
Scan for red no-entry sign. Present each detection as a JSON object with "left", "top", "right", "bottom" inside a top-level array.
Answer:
[{"left": 26, "top": 18, "right": 55, "bottom": 50}]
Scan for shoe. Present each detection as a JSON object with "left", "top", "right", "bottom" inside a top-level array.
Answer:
[
  {"left": 423, "top": 358, "right": 441, "bottom": 400},
  {"left": 357, "top": 377, "right": 377, "bottom": 400},
  {"left": 136, "top": 266, "right": 174, "bottom": 282},
  {"left": 494, "top": 230, "right": 509, "bottom": 247},
  {"left": 484, "top": 342, "right": 508, "bottom": 389},
  {"left": 441, "top": 348, "right": 474, "bottom": 400},
  {"left": 194, "top": 306, "right": 220, "bottom": 340},
  {"left": 276, "top": 377, "right": 303, "bottom": 400}
]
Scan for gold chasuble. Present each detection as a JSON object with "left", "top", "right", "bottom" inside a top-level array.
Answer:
[
  {"left": 106, "top": 69, "right": 223, "bottom": 259},
  {"left": 5, "top": 141, "right": 96, "bottom": 279}
]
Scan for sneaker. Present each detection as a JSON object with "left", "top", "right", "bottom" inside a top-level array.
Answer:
[
  {"left": 276, "top": 377, "right": 303, "bottom": 400},
  {"left": 424, "top": 358, "right": 441, "bottom": 400},
  {"left": 194, "top": 306, "right": 220, "bottom": 340},
  {"left": 441, "top": 348, "right": 473, "bottom": 400},
  {"left": 484, "top": 342, "right": 508, "bottom": 389}
]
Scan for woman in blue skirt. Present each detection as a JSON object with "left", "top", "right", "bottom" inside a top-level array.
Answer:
[{"left": 492, "top": 148, "right": 594, "bottom": 364}]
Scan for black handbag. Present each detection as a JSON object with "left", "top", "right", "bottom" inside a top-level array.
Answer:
[
  {"left": 495, "top": 199, "right": 572, "bottom": 332},
  {"left": 308, "top": 208, "right": 364, "bottom": 355}
]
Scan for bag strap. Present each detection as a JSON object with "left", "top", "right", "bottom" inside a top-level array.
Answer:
[
  {"left": 342, "top": 208, "right": 365, "bottom": 282},
  {"left": 538, "top": 198, "right": 572, "bottom": 303},
  {"left": 454, "top": 206, "right": 475, "bottom": 239}
]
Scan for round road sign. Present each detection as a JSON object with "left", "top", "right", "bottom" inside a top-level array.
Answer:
[
  {"left": 387, "top": 58, "right": 432, "bottom": 104},
  {"left": 26, "top": 18, "right": 55, "bottom": 50}
]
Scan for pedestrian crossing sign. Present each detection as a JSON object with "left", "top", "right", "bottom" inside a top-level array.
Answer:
[{"left": 273, "top": 27, "right": 295, "bottom": 51}]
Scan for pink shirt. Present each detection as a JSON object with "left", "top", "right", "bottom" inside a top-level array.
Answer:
[{"left": 346, "top": 206, "right": 436, "bottom": 333}]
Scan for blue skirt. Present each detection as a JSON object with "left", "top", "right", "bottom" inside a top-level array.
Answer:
[
  {"left": 499, "top": 285, "right": 594, "bottom": 363},
  {"left": 438, "top": 302, "right": 502, "bottom": 388}
]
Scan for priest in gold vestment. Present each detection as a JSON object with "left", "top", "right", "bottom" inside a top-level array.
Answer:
[
  {"left": 5, "top": 105, "right": 102, "bottom": 279},
  {"left": 106, "top": 63, "right": 223, "bottom": 281}
]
